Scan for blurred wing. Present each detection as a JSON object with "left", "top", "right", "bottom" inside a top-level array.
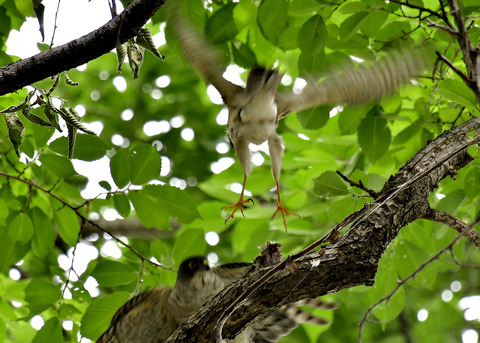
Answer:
[
  {"left": 168, "top": 4, "right": 243, "bottom": 106},
  {"left": 211, "top": 262, "right": 252, "bottom": 284},
  {"left": 276, "top": 49, "right": 430, "bottom": 119}
]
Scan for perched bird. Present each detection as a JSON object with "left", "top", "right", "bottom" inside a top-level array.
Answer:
[
  {"left": 168, "top": 4, "right": 429, "bottom": 230},
  {"left": 96, "top": 256, "right": 336, "bottom": 342}
]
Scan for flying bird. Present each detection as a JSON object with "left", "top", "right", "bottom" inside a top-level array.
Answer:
[
  {"left": 96, "top": 256, "right": 336, "bottom": 342},
  {"left": 168, "top": 5, "right": 429, "bottom": 230}
]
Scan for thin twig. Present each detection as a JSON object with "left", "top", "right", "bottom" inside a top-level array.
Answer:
[
  {"left": 388, "top": 0, "right": 444, "bottom": 19},
  {"left": 50, "top": 0, "right": 62, "bottom": 49},
  {"left": 336, "top": 170, "right": 379, "bottom": 198},
  {"left": 422, "top": 208, "right": 480, "bottom": 248},
  {"left": 436, "top": 51, "right": 472, "bottom": 85},
  {"left": 0, "top": 171, "right": 174, "bottom": 272},
  {"left": 358, "top": 230, "right": 472, "bottom": 342}
]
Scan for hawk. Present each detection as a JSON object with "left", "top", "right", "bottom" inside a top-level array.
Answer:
[
  {"left": 167, "top": 4, "right": 429, "bottom": 230},
  {"left": 96, "top": 256, "right": 336, "bottom": 342}
]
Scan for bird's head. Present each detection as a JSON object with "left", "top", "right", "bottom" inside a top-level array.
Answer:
[{"left": 177, "top": 256, "right": 210, "bottom": 283}]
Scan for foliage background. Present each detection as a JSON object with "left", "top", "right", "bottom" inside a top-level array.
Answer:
[{"left": 0, "top": 0, "right": 479, "bottom": 342}]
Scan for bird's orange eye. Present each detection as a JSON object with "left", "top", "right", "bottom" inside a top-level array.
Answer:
[{"left": 189, "top": 261, "right": 195, "bottom": 270}]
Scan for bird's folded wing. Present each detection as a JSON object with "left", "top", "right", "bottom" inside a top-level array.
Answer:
[
  {"left": 276, "top": 49, "right": 431, "bottom": 119},
  {"left": 167, "top": 3, "right": 243, "bottom": 106}
]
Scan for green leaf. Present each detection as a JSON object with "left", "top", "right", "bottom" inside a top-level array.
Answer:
[
  {"left": 128, "top": 190, "right": 169, "bottom": 229},
  {"left": 8, "top": 212, "right": 34, "bottom": 244},
  {"left": 4, "top": 112, "right": 24, "bottom": 157},
  {"left": 298, "top": 49, "right": 327, "bottom": 74},
  {"left": 54, "top": 207, "right": 80, "bottom": 246},
  {"left": 80, "top": 292, "right": 130, "bottom": 340},
  {"left": 25, "top": 279, "right": 62, "bottom": 305},
  {"left": 357, "top": 107, "right": 391, "bottom": 162},
  {"left": 437, "top": 79, "right": 479, "bottom": 110},
  {"left": 279, "top": 26, "right": 300, "bottom": 50},
  {"left": 32, "top": 318, "right": 62, "bottom": 343},
  {"left": 206, "top": 3, "right": 238, "bottom": 44},
  {"left": 373, "top": 287, "right": 405, "bottom": 323},
  {"left": 113, "top": 193, "right": 131, "bottom": 219},
  {"left": 39, "top": 153, "right": 76, "bottom": 178},
  {"left": 339, "top": 12, "right": 369, "bottom": 42},
  {"left": 0, "top": 227, "right": 29, "bottom": 273},
  {"left": 143, "top": 184, "right": 201, "bottom": 224},
  {"left": 49, "top": 134, "right": 108, "bottom": 161},
  {"left": 361, "top": 10, "right": 389, "bottom": 37},
  {"left": 91, "top": 260, "right": 137, "bottom": 287},
  {"left": 129, "top": 143, "right": 161, "bottom": 185},
  {"left": 436, "top": 189, "right": 465, "bottom": 214},
  {"left": 31, "top": 208, "right": 56, "bottom": 258},
  {"left": 172, "top": 229, "right": 206, "bottom": 264},
  {"left": 393, "top": 123, "right": 421, "bottom": 145},
  {"left": 313, "top": 171, "right": 348, "bottom": 196},
  {"left": 369, "top": 248, "right": 405, "bottom": 322},
  {"left": 297, "top": 14, "right": 326, "bottom": 55},
  {"left": 258, "top": 0, "right": 288, "bottom": 44},
  {"left": 99, "top": 180, "right": 111, "bottom": 191},
  {"left": 233, "top": 0, "right": 257, "bottom": 30},
  {"left": 110, "top": 148, "right": 130, "bottom": 189},
  {"left": 338, "top": 106, "right": 367, "bottom": 135},
  {"left": 464, "top": 169, "right": 480, "bottom": 199},
  {"left": 395, "top": 240, "right": 436, "bottom": 288},
  {"left": 0, "top": 199, "right": 7, "bottom": 225},
  {"left": 296, "top": 105, "right": 330, "bottom": 130}
]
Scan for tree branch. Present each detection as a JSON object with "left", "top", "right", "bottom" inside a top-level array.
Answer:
[
  {"left": 165, "top": 117, "right": 480, "bottom": 342},
  {"left": 0, "top": 0, "right": 167, "bottom": 96},
  {"left": 422, "top": 208, "right": 480, "bottom": 248}
]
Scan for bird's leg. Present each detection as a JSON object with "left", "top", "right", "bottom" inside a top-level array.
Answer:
[
  {"left": 224, "top": 173, "right": 253, "bottom": 222},
  {"left": 272, "top": 179, "right": 298, "bottom": 232},
  {"left": 268, "top": 134, "right": 298, "bottom": 231}
]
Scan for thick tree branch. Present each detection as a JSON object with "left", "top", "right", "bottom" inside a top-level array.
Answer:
[
  {"left": 0, "top": 0, "right": 166, "bottom": 96},
  {"left": 166, "top": 117, "right": 480, "bottom": 342}
]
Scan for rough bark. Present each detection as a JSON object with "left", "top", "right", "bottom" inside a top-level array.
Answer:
[
  {"left": 0, "top": 0, "right": 166, "bottom": 96},
  {"left": 166, "top": 117, "right": 480, "bottom": 342}
]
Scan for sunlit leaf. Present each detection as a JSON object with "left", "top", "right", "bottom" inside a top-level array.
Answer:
[
  {"left": 25, "top": 279, "right": 62, "bottom": 305},
  {"left": 32, "top": 318, "right": 62, "bottom": 343},
  {"left": 49, "top": 134, "right": 108, "bottom": 161},
  {"left": 206, "top": 3, "right": 238, "bottom": 44},
  {"left": 0, "top": 227, "right": 29, "bottom": 273},
  {"left": 297, "top": 105, "right": 330, "bottom": 130},
  {"left": 113, "top": 193, "right": 131, "bottom": 219},
  {"left": 129, "top": 143, "right": 161, "bottom": 185},
  {"left": 313, "top": 171, "right": 348, "bottom": 196},
  {"left": 31, "top": 208, "right": 56, "bottom": 258},
  {"left": 110, "top": 148, "right": 130, "bottom": 189},
  {"left": 258, "top": 0, "right": 288, "bottom": 44},
  {"left": 39, "top": 153, "right": 76, "bottom": 178},
  {"left": 91, "top": 260, "right": 137, "bottom": 287},
  {"left": 80, "top": 292, "right": 130, "bottom": 340},
  {"left": 172, "top": 228, "right": 206, "bottom": 264},
  {"left": 297, "top": 15, "right": 326, "bottom": 55},
  {"left": 437, "top": 79, "right": 479, "bottom": 110},
  {"left": 142, "top": 184, "right": 201, "bottom": 224},
  {"left": 8, "top": 212, "right": 34, "bottom": 244},
  {"left": 54, "top": 207, "right": 80, "bottom": 246},
  {"left": 128, "top": 190, "right": 169, "bottom": 229},
  {"left": 357, "top": 107, "right": 391, "bottom": 162}
]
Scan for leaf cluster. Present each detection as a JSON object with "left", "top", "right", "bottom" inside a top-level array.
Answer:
[{"left": 0, "top": 0, "right": 479, "bottom": 342}]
